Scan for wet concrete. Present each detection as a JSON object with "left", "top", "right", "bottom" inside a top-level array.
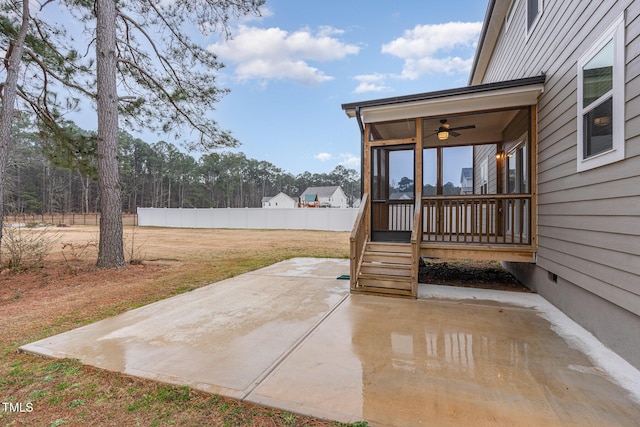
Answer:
[
  {"left": 20, "top": 258, "right": 640, "bottom": 426},
  {"left": 21, "top": 258, "right": 349, "bottom": 399}
]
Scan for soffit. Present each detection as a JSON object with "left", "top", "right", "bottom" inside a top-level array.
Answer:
[
  {"left": 342, "top": 76, "right": 544, "bottom": 124},
  {"left": 469, "top": 0, "right": 511, "bottom": 85}
]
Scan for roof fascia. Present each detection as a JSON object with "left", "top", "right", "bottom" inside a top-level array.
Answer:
[
  {"left": 469, "top": 0, "right": 511, "bottom": 85},
  {"left": 344, "top": 76, "right": 544, "bottom": 123}
]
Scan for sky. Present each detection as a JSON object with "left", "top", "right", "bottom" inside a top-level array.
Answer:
[
  {"left": 200, "top": 0, "right": 489, "bottom": 177},
  {"left": 42, "top": 0, "right": 489, "bottom": 180}
]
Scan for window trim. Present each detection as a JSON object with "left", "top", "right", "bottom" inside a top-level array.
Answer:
[
  {"left": 504, "top": 0, "right": 517, "bottom": 33},
  {"left": 479, "top": 157, "right": 489, "bottom": 195},
  {"left": 526, "top": 0, "right": 543, "bottom": 39},
  {"left": 576, "top": 14, "right": 625, "bottom": 172},
  {"left": 508, "top": 141, "right": 527, "bottom": 194}
]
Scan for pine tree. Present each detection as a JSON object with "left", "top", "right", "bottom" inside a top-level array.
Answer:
[{"left": 2, "top": 0, "right": 264, "bottom": 268}]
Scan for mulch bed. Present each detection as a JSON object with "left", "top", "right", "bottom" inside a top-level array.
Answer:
[{"left": 418, "top": 258, "right": 532, "bottom": 292}]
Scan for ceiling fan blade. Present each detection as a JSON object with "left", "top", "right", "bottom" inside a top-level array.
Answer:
[
  {"left": 449, "top": 124, "right": 476, "bottom": 132},
  {"left": 450, "top": 130, "right": 461, "bottom": 137}
]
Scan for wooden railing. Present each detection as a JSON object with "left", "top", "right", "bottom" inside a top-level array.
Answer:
[
  {"left": 410, "top": 192, "right": 422, "bottom": 296},
  {"left": 372, "top": 199, "right": 414, "bottom": 232},
  {"left": 422, "top": 194, "right": 531, "bottom": 245},
  {"left": 349, "top": 193, "right": 370, "bottom": 290}
]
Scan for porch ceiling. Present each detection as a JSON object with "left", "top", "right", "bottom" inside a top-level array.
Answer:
[
  {"left": 423, "top": 109, "right": 520, "bottom": 147},
  {"left": 342, "top": 76, "right": 545, "bottom": 124}
]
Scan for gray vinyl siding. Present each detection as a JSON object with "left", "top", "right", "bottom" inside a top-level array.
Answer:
[
  {"left": 472, "top": 109, "right": 528, "bottom": 195},
  {"left": 502, "top": 109, "right": 528, "bottom": 144},
  {"left": 483, "top": 0, "right": 640, "bottom": 316},
  {"left": 473, "top": 145, "right": 497, "bottom": 194}
]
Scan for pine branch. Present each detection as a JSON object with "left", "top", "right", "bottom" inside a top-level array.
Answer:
[
  {"left": 117, "top": 57, "right": 208, "bottom": 135},
  {"left": 23, "top": 49, "right": 95, "bottom": 99}
]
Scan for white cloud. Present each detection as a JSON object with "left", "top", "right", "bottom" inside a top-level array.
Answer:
[
  {"left": 353, "top": 73, "right": 391, "bottom": 94},
  {"left": 314, "top": 152, "right": 333, "bottom": 162},
  {"left": 314, "top": 152, "right": 359, "bottom": 167},
  {"left": 318, "top": 25, "right": 344, "bottom": 37},
  {"left": 338, "top": 153, "right": 360, "bottom": 167},
  {"left": 382, "top": 21, "right": 482, "bottom": 79},
  {"left": 257, "top": 5, "right": 274, "bottom": 19},
  {"left": 209, "top": 25, "right": 359, "bottom": 86}
]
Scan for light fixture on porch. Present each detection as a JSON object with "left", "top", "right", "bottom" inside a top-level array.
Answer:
[
  {"left": 433, "top": 119, "right": 476, "bottom": 141},
  {"left": 594, "top": 116, "right": 610, "bottom": 126},
  {"left": 437, "top": 120, "right": 450, "bottom": 140}
]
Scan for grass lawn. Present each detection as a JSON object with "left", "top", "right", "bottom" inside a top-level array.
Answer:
[{"left": 0, "top": 225, "right": 366, "bottom": 427}]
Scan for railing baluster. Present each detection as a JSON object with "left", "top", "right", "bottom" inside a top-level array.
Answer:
[
  {"left": 510, "top": 199, "right": 515, "bottom": 243},
  {"left": 418, "top": 195, "right": 532, "bottom": 246}
]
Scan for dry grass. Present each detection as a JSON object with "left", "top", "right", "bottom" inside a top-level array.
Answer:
[{"left": 0, "top": 225, "right": 359, "bottom": 427}]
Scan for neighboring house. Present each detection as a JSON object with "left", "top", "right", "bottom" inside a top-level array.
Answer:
[
  {"left": 390, "top": 192, "right": 413, "bottom": 200},
  {"left": 342, "top": 0, "right": 640, "bottom": 370},
  {"left": 459, "top": 168, "right": 473, "bottom": 195},
  {"left": 299, "top": 186, "right": 348, "bottom": 208},
  {"left": 261, "top": 192, "right": 297, "bottom": 209}
]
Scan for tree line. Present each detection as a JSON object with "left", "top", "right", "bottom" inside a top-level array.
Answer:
[
  {"left": 6, "top": 115, "right": 361, "bottom": 215},
  {"left": 1, "top": 0, "right": 265, "bottom": 267}
]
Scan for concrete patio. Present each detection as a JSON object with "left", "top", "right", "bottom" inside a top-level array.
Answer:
[{"left": 20, "top": 258, "right": 640, "bottom": 426}]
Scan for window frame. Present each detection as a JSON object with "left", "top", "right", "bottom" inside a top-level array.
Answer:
[
  {"left": 479, "top": 157, "right": 489, "bottom": 195},
  {"left": 576, "top": 14, "right": 625, "bottom": 172},
  {"left": 508, "top": 141, "right": 527, "bottom": 194},
  {"left": 504, "top": 0, "right": 517, "bottom": 33},
  {"left": 526, "top": 0, "right": 543, "bottom": 38}
]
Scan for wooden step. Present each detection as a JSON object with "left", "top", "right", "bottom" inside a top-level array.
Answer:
[
  {"left": 352, "top": 285, "right": 413, "bottom": 297},
  {"left": 357, "top": 274, "right": 412, "bottom": 290},
  {"left": 355, "top": 240, "right": 415, "bottom": 296},
  {"left": 360, "top": 262, "right": 411, "bottom": 277},
  {"left": 362, "top": 251, "right": 412, "bottom": 265},
  {"left": 366, "top": 242, "right": 412, "bottom": 254}
]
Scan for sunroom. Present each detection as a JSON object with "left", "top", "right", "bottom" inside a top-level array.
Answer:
[{"left": 342, "top": 76, "right": 545, "bottom": 297}]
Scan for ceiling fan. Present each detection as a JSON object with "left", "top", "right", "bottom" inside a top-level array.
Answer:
[{"left": 432, "top": 119, "right": 476, "bottom": 140}]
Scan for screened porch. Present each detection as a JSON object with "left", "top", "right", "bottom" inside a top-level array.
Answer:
[{"left": 344, "top": 76, "right": 544, "bottom": 296}]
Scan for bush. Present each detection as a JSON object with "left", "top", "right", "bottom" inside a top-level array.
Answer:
[{"left": 1, "top": 225, "right": 58, "bottom": 271}]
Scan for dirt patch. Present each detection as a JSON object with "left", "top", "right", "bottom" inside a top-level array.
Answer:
[{"left": 419, "top": 258, "right": 532, "bottom": 292}]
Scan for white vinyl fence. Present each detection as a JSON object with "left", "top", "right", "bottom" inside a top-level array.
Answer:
[{"left": 137, "top": 208, "right": 359, "bottom": 232}]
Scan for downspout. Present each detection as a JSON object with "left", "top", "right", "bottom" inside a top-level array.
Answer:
[{"left": 355, "top": 107, "right": 365, "bottom": 197}]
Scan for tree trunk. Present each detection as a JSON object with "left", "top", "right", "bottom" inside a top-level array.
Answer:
[
  {"left": 0, "top": 0, "right": 30, "bottom": 254},
  {"left": 79, "top": 172, "right": 90, "bottom": 214},
  {"left": 167, "top": 177, "right": 171, "bottom": 208},
  {"left": 95, "top": 0, "right": 125, "bottom": 268}
]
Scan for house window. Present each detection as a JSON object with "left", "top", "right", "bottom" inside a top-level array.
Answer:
[
  {"left": 480, "top": 157, "right": 488, "bottom": 195},
  {"left": 508, "top": 143, "right": 527, "bottom": 194},
  {"left": 577, "top": 14, "right": 625, "bottom": 172},
  {"left": 527, "top": 0, "right": 542, "bottom": 35}
]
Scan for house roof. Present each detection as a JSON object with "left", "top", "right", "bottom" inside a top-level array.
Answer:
[
  {"left": 469, "top": 0, "right": 508, "bottom": 85},
  {"left": 263, "top": 192, "right": 296, "bottom": 203},
  {"left": 300, "top": 186, "right": 341, "bottom": 198},
  {"left": 341, "top": 75, "right": 545, "bottom": 124},
  {"left": 390, "top": 192, "right": 413, "bottom": 200},
  {"left": 460, "top": 168, "right": 473, "bottom": 180}
]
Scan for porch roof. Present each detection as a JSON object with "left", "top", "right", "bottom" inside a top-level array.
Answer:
[{"left": 341, "top": 75, "right": 545, "bottom": 124}]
